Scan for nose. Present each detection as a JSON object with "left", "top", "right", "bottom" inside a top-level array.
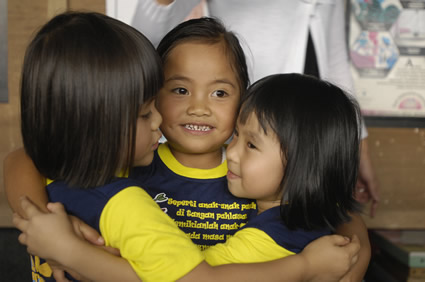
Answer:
[
  {"left": 187, "top": 94, "right": 211, "bottom": 116},
  {"left": 151, "top": 103, "right": 162, "bottom": 132},
  {"left": 226, "top": 135, "right": 239, "bottom": 163}
]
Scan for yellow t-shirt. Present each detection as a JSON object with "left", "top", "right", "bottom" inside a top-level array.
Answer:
[
  {"left": 99, "top": 186, "right": 204, "bottom": 281},
  {"left": 204, "top": 227, "right": 294, "bottom": 266}
]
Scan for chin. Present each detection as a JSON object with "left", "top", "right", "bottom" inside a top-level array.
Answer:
[
  {"left": 134, "top": 155, "right": 154, "bottom": 167},
  {"left": 227, "top": 185, "right": 243, "bottom": 198}
]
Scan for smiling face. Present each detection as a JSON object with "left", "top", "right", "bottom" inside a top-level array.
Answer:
[
  {"left": 226, "top": 112, "right": 285, "bottom": 211},
  {"left": 157, "top": 41, "right": 241, "bottom": 167},
  {"left": 133, "top": 99, "right": 163, "bottom": 166}
]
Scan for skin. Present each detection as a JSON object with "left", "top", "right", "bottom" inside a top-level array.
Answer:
[
  {"left": 133, "top": 100, "right": 163, "bottom": 166},
  {"left": 227, "top": 113, "right": 284, "bottom": 214},
  {"left": 157, "top": 41, "right": 240, "bottom": 169},
  {"left": 356, "top": 139, "right": 380, "bottom": 217}
]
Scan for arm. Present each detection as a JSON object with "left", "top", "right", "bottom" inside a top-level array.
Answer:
[
  {"left": 4, "top": 148, "right": 48, "bottom": 215},
  {"left": 14, "top": 198, "right": 140, "bottom": 282},
  {"left": 356, "top": 139, "right": 380, "bottom": 217},
  {"left": 4, "top": 148, "right": 106, "bottom": 244},
  {"left": 336, "top": 213, "right": 371, "bottom": 282},
  {"left": 4, "top": 149, "right": 106, "bottom": 280},
  {"left": 325, "top": 2, "right": 380, "bottom": 216},
  {"left": 131, "top": 0, "right": 201, "bottom": 47},
  {"left": 15, "top": 197, "right": 360, "bottom": 282}
]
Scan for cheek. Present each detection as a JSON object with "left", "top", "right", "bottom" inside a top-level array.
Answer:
[
  {"left": 157, "top": 99, "right": 177, "bottom": 124},
  {"left": 218, "top": 104, "right": 238, "bottom": 126},
  {"left": 157, "top": 93, "right": 173, "bottom": 113},
  {"left": 242, "top": 158, "right": 283, "bottom": 196}
]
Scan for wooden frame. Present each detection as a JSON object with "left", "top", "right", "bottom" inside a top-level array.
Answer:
[{"left": 0, "top": 0, "right": 7, "bottom": 103}]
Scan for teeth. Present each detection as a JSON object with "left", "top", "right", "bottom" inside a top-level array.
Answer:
[{"left": 185, "top": 124, "right": 212, "bottom": 131}]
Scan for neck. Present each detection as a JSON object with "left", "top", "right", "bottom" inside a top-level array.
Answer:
[
  {"left": 256, "top": 199, "right": 281, "bottom": 215},
  {"left": 169, "top": 146, "right": 223, "bottom": 169}
]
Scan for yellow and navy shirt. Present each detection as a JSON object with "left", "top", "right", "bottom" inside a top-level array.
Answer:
[
  {"left": 31, "top": 177, "right": 204, "bottom": 282},
  {"left": 205, "top": 206, "right": 331, "bottom": 265},
  {"left": 131, "top": 143, "right": 257, "bottom": 250}
]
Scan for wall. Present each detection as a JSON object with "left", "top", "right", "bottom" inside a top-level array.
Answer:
[
  {"left": 0, "top": 0, "right": 424, "bottom": 229},
  {"left": 363, "top": 127, "right": 425, "bottom": 228}
]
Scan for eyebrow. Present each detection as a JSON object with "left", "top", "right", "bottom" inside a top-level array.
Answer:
[
  {"left": 165, "top": 75, "right": 237, "bottom": 89},
  {"left": 245, "top": 129, "right": 263, "bottom": 144},
  {"left": 213, "top": 79, "right": 237, "bottom": 89},
  {"left": 165, "top": 75, "right": 191, "bottom": 83}
]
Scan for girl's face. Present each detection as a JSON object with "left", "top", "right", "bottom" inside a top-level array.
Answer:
[
  {"left": 226, "top": 112, "right": 284, "bottom": 204},
  {"left": 157, "top": 41, "right": 240, "bottom": 162},
  {"left": 133, "top": 99, "right": 163, "bottom": 166}
]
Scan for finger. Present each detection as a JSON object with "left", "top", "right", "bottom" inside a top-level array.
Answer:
[
  {"left": 64, "top": 268, "right": 83, "bottom": 280},
  {"left": 52, "top": 268, "right": 71, "bottom": 282},
  {"left": 79, "top": 221, "right": 104, "bottom": 246},
  {"left": 329, "top": 234, "right": 351, "bottom": 246},
  {"left": 18, "top": 232, "right": 27, "bottom": 246},
  {"left": 351, "top": 253, "right": 359, "bottom": 266},
  {"left": 46, "top": 202, "right": 66, "bottom": 215},
  {"left": 369, "top": 186, "right": 380, "bottom": 202},
  {"left": 13, "top": 213, "right": 28, "bottom": 232},
  {"left": 19, "top": 196, "right": 43, "bottom": 218},
  {"left": 101, "top": 246, "right": 121, "bottom": 257},
  {"left": 347, "top": 234, "right": 361, "bottom": 254},
  {"left": 370, "top": 199, "right": 379, "bottom": 218}
]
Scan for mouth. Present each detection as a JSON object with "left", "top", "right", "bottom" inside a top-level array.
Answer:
[
  {"left": 226, "top": 169, "right": 239, "bottom": 180},
  {"left": 152, "top": 134, "right": 161, "bottom": 150},
  {"left": 183, "top": 123, "right": 213, "bottom": 133},
  {"left": 152, "top": 141, "right": 159, "bottom": 150}
]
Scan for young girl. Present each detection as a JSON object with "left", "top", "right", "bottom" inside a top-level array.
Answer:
[
  {"left": 131, "top": 17, "right": 256, "bottom": 249},
  {"left": 205, "top": 73, "right": 363, "bottom": 266},
  {"left": 16, "top": 11, "right": 211, "bottom": 281},
  {"left": 7, "top": 15, "right": 364, "bottom": 281}
]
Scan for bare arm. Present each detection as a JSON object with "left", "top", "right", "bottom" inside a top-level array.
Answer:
[
  {"left": 4, "top": 148, "right": 48, "bottom": 215},
  {"left": 336, "top": 213, "right": 371, "bottom": 282},
  {"left": 182, "top": 235, "right": 360, "bottom": 282},
  {"left": 14, "top": 199, "right": 140, "bottom": 281},
  {"left": 356, "top": 139, "right": 380, "bottom": 217},
  {"left": 15, "top": 197, "right": 359, "bottom": 282},
  {"left": 4, "top": 148, "right": 107, "bottom": 280}
]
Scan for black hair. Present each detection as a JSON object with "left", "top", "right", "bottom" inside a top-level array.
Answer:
[
  {"left": 20, "top": 11, "right": 163, "bottom": 188},
  {"left": 239, "top": 73, "right": 361, "bottom": 231},
  {"left": 156, "top": 17, "right": 249, "bottom": 96}
]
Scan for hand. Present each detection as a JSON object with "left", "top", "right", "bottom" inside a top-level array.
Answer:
[
  {"left": 356, "top": 139, "right": 379, "bottom": 217},
  {"left": 13, "top": 197, "right": 81, "bottom": 261},
  {"left": 68, "top": 216, "right": 120, "bottom": 257},
  {"left": 47, "top": 259, "right": 79, "bottom": 282},
  {"left": 300, "top": 234, "right": 360, "bottom": 282},
  {"left": 69, "top": 215, "right": 105, "bottom": 246}
]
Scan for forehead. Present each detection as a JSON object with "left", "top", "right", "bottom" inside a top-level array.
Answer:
[
  {"left": 164, "top": 41, "right": 239, "bottom": 83},
  {"left": 238, "top": 112, "right": 262, "bottom": 134},
  {"left": 239, "top": 112, "right": 278, "bottom": 140}
]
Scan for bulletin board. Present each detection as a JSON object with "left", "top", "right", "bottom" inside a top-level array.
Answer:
[
  {"left": 348, "top": 0, "right": 425, "bottom": 127},
  {"left": 0, "top": 0, "right": 7, "bottom": 103}
]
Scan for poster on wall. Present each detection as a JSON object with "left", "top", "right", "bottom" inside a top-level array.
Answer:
[
  {"left": 0, "top": 0, "right": 8, "bottom": 103},
  {"left": 349, "top": 0, "right": 425, "bottom": 124}
]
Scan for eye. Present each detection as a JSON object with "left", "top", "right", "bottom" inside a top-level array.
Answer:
[
  {"left": 247, "top": 142, "right": 257, "bottom": 149},
  {"left": 211, "top": 90, "right": 228, "bottom": 98},
  {"left": 172, "top": 88, "right": 189, "bottom": 95},
  {"left": 233, "top": 129, "right": 239, "bottom": 137},
  {"left": 140, "top": 111, "right": 152, "bottom": 120}
]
